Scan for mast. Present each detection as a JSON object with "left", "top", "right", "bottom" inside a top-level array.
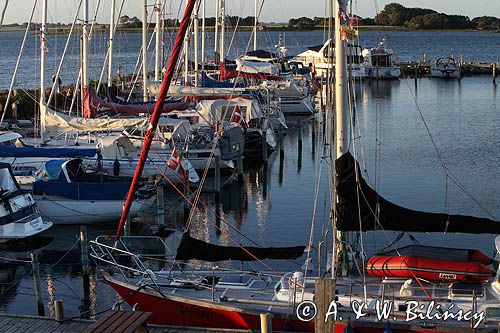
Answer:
[
  {"left": 334, "top": 0, "right": 349, "bottom": 277},
  {"left": 214, "top": 0, "right": 219, "bottom": 61},
  {"left": 335, "top": 0, "right": 349, "bottom": 160},
  {"left": 108, "top": 0, "right": 115, "bottom": 87},
  {"left": 193, "top": 0, "right": 199, "bottom": 86},
  {"left": 154, "top": 0, "right": 161, "bottom": 82},
  {"left": 253, "top": 0, "right": 257, "bottom": 51},
  {"left": 183, "top": 1, "right": 189, "bottom": 84},
  {"left": 39, "top": 0, "right": 48, "bottom": 141},
  {"left": 82, "top": 0, "right": 89, "bottom": 88},
  {"left": 116, "top": 0, "right": 197, "bottom": 240},
  {"left": 201, "top": 0, "right": 205, "bottom": 71},
  {"left": 1, "top": 0, "right": 37, "bottom": 125},
  {"left": 142, "top": 0, "right": 148, "bottom": 101},
  {"left": 219, "top": 0, "right": 225, "bottom": 66}
]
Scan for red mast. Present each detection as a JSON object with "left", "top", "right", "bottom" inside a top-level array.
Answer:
[{"left": 115, "top": 0, "right": 196, "bottom": 239}]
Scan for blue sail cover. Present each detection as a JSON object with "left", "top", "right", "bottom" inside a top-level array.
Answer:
[
  {"left": 0, "top": 145, "right": 97, "bottom": 158},
  {"left": 201, "top": 72, "right": 246, "bottom": 88}
]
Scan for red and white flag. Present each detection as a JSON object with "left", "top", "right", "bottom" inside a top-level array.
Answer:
[
  {"left": 232, "top": 106, "right": 248, "bottom": 131},
  {"left": 167, "top": 147, "right": 187, "bottom": 182}
]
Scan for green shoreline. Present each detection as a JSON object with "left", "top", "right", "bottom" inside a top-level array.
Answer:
[{"left": 1, "top": 25, "right": 498, "bottom": 34}]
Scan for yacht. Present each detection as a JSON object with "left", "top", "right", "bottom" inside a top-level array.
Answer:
[{"left": 362, "top": 39, "right": 402, "bottom": 79}]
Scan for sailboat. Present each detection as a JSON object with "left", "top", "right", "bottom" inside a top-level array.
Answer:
[{"left": 90, "top": 1, "right": 499, "bottom": 332}]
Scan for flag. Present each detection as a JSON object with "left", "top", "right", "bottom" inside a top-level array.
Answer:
[
  {"left": 341, "top": 25, "right": 359, "bottom": 43},
  {"left": 232, "top": 106, "right": 248, "bottom": 131},
  {"left": 168, "top": 147, "right": 187, "bottom": 182}
]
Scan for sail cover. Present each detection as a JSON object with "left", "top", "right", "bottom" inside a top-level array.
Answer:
[
  {"left": 0, "top": 145, "right": 96, "bottom": 158},
  {"left": 175, "top": 232, "right": 306, "bottom": 262},
  {"left": 335, "top": 152, "right": 500, "bottom": 234}
]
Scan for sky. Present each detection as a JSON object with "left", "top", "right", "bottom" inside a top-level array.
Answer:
[{"left": 2, "top": 0, "right": 500, "bottom": 25}]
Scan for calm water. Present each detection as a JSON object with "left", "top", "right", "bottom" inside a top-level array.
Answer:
[
  {"left": 0, "top": 30, "right": 499, "bottom": 318},
  {"left": 1, "top": 30, "right": 500, "bottom": 89}
]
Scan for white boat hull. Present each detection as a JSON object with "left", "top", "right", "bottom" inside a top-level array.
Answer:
[
  {"left": 34, "top": 196, "right": 147, "bottom": 225},
  {"left": 430, "top": 68, "right": 461, "bottom": 78},
  {"left": 0, "top": 216, "right": 53, "bottom": 242},
  {"left": 365, "top": 66, "right": 401, "bottom": 79},
  {"left": 280, "top": 96, "right": 316, "bottom": 115}
]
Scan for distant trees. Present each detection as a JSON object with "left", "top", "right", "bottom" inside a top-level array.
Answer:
[
  {"left": 288, "top": 17, "right": 315, "bottom": 30},
  {"left": 472, "top": 16, "right": 500, "bottom": 30},
  {"left": 373, "top": 3, "right": 494, "bottom": 30},
  {"left": 374, "top": 3, "right": 435, "bottom": 26}
]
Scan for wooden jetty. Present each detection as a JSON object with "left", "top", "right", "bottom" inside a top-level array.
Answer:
[
  {"left": 397, "top": 60, "right": 500, "bottom": 77},
  {"left": 0, "top": 312, "right": 254, "bottom": 333}
]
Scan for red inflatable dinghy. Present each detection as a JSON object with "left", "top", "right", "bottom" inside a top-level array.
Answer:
[{"left": 367, "top": 245, "right": 495, "bottom": 282}]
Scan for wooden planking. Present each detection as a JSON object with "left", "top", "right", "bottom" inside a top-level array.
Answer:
[
  {"left": 83, "top": 311, "right": 152, "bottom": 333},
  {"left": 0, "top": 312, "right": 259, "bottom": 333}
]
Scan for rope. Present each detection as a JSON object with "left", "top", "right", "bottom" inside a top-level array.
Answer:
[{"left": 146, "top": 156, "right": 308, "bottom": 291}]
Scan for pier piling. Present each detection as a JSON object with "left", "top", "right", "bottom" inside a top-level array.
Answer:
[
  {"left": 260, "top": 313, "right": 272, "bottom": 333},
  {"left": 493, "top": 63, "right": 497, "bottom": 84},
  {"left": 30, "top": 252, "right": 45, "bottom": 317},
  {"left": 315, "top": 279, "right": 336, "bottom": 333},
  {"left": 80, "top": 226, "right": 91, "bottom": 319},
  {"left": 236, "top": 143, "right": 243, "bottom": 183},
  {"left": 55, "top": 300, "right": 65, "bottom": 322},
  {"left": 156, "top": 183, "right": 165, "bottom": 227}
]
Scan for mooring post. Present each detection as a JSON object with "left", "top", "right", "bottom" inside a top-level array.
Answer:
[
  {"left": 55, "top": 300, "right": 65, "bottom": 322},
  {"left": 214, "top": 155, "right": 221, "bottom": 193},
  {"left": 260, "top": 313, "right": 272, "bottom": 333},
  {"left": 30, "top": 252, "right": 45, "bottom": 317},
  {"left": 297, "top": 119, "right": 302, "bottom": 173},
  {"left": 80, "top": 226, "right": 90, "bottom": 319},
  {"left": 493, "top": 63, "right": 496, "bottom": 84},
  {"left": 123, "top": 204, "right": 130, "bottom": 236},
  {"left": 315, "top": 279, "right": 336, "bottom": 333},
  {"left": 311, "top": 115, "right": 316, "bottom": 160},
  {"left": 261, "top": 130, "right": 268, "bottom": 164},
  {"left": 236, "top": 143, "right": 243, "bottom": 183},
  {"left": 459, "top": 52, "right": 463, "bottom": 66},
  {"left": 156, "top": 182, "right": 165, "bottom": 227}
]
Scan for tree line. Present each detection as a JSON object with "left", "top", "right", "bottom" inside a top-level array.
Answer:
[{"left": 288, "top": 3, "right": 500, "bottom": 30}]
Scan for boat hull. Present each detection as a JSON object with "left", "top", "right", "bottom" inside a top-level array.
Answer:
[
  {"left": 105, "top": 277, "right": 462, "bottom": 333},
  {"left": 106, "top": 277, "right": 313, "bottom": 331},
  {"left": 430, "top": 69, "right": 461, "bottom": 78},
  {"left": 34, "top": 197, "right": 145, "bottom": 224}
]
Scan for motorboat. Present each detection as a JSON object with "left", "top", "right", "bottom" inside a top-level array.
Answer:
[
  {"left": 32, "top": 158, "right": 153, "bottom": 224},
  {"left": 0, "top": 162, "right": 52, "bottom": 242},
  {"left": 430, "top": 57, "right": 461, "bottom": 78},
  {"left": 362, "top": 39, "right": 402, "bottom": 79}
]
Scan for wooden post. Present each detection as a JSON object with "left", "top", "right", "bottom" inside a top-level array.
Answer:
[
  {"left": 261, "top": 130, "right": 268, "bottom": 164},
  {"left": 156, "top": 183, "right": 165, "bottom": 227},
  {"left": 493, "top": 63, "right": 496, "bottom": 84},
  {"left": 297, "top": 119, "right": 302, "bottom": 173},
  {"left": 214, "top": 155, "right": 221, "bottom": 193},
  {"left": 260, "top": 313, "right": 272, "bottom": 333},
  {"left": 31, "top": 252, "right": 45, "bottom": 316},
  {"left": 311, "top": 115, "right": 316, "bottom": 160},
  {"left": 80, "top": 226, "right": 90, "bottom": 319},
  {"left": 315, "top": 279, "right": 336, "bottom": 333},
  {"left": 236, "top": 143, "right": 243, "bottom": 183},
  {"left": 54, "top": 300, "right": 64, "bottom": 321},
  {"left": 122, "top": 205, "right": 130, "bottom": 236}
]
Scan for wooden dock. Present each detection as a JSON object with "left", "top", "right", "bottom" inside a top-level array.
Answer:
[{"left": 0, "top": 312, "right": 253, "bottom": 333}]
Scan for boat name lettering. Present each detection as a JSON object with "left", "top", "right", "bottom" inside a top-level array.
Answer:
[{"left": 179, "top": 304, "right": 214, "bottom": 320}]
